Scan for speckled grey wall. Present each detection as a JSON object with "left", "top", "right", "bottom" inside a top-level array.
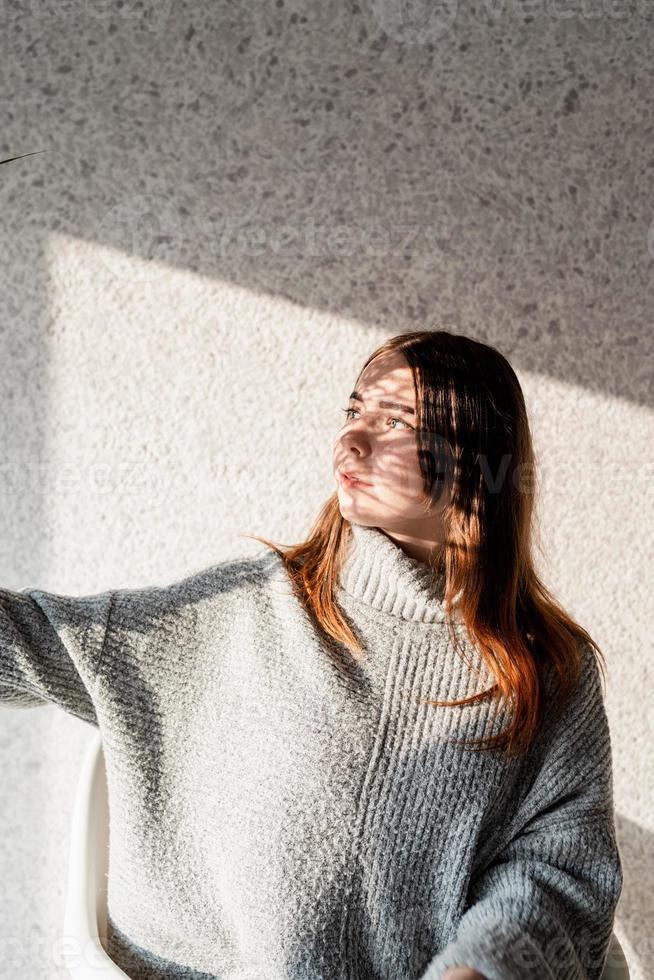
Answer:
[{"left": 0, "top": 1, "right": 652, "bottom": 977}]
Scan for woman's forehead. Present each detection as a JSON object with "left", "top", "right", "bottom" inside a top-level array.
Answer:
[{"left": 356, "top": 352, "right": 415, "bottom": 402}]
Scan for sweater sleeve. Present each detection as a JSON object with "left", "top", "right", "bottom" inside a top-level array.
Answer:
[
  {"left": 420, "top": 643, "right": 624, "bottom": 980},
  {"left": 0, "top": 584, "right": 114, "bottom": 727}
]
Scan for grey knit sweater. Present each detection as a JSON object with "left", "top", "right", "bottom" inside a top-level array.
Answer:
[{"left": 0, "top": 522, "right": 623, "bottom": 980}]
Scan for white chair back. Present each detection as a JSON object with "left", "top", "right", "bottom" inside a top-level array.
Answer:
[{"left": 62, "top": 729, "right": 130, "bottom": 978}]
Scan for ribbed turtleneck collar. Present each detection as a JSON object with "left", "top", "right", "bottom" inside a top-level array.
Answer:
[{"left": 337, "top": 522, "right": 457, "bottom": 625}]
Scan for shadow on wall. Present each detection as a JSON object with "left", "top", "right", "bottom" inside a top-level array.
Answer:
[{"left": 0, "top": 4, "right": 651, "bottom": 410}]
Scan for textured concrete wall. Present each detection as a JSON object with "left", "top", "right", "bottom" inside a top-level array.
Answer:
[{"left": 0, "top": 1, "right": 652, "bottom": 977}]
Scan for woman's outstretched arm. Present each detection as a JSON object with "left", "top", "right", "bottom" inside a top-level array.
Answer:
[
  {"left": 0, "top": 556, "right": 240, "bottom": 727},
  {"left": 0, "top": 584, "right": 114, "bottom": 726}
]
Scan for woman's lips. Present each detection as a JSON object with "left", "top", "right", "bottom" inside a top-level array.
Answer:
[{"left": 339, "top": 471, "right": 372, "bottom": 488}]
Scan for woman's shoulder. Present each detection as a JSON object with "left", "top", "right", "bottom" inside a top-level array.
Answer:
[
  {"left": 107, "top": 547, "right": 282, "bottom": 626},
  {"left": 192, "top": 546, "right": 281, "bottom": 590}
]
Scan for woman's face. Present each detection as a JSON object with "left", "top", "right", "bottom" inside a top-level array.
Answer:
[{"left": 332, "top": 349, "right": 448, "bottom": 562}]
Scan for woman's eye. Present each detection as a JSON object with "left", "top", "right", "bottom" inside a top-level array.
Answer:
[
  {"left": 341, "top": 407, "right": 358, "bottom": 421},
  {"left": 340, "top": 408, "right": 411, "bottom": 430}
]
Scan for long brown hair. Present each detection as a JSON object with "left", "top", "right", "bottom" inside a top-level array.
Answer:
[{"left": 244, "top": 329, "right": 606, "bottom": 760}]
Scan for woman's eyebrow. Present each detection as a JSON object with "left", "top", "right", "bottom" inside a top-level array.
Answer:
[{"left": 349, "top": 390, "right": 416, "bottom": 416}]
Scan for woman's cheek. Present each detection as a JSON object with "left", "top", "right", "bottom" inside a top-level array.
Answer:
[{"left": 383, "top": 453, "right": 425, "bottom": 500}]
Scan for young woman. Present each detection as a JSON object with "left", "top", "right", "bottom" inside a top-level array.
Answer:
[{"left": 0, "top": 329, "right": 622, "bottom": 980}]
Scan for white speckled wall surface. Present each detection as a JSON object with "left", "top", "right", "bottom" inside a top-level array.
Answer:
[{"left": 0, "top": 2, "right": 651, "bottom": 978}]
